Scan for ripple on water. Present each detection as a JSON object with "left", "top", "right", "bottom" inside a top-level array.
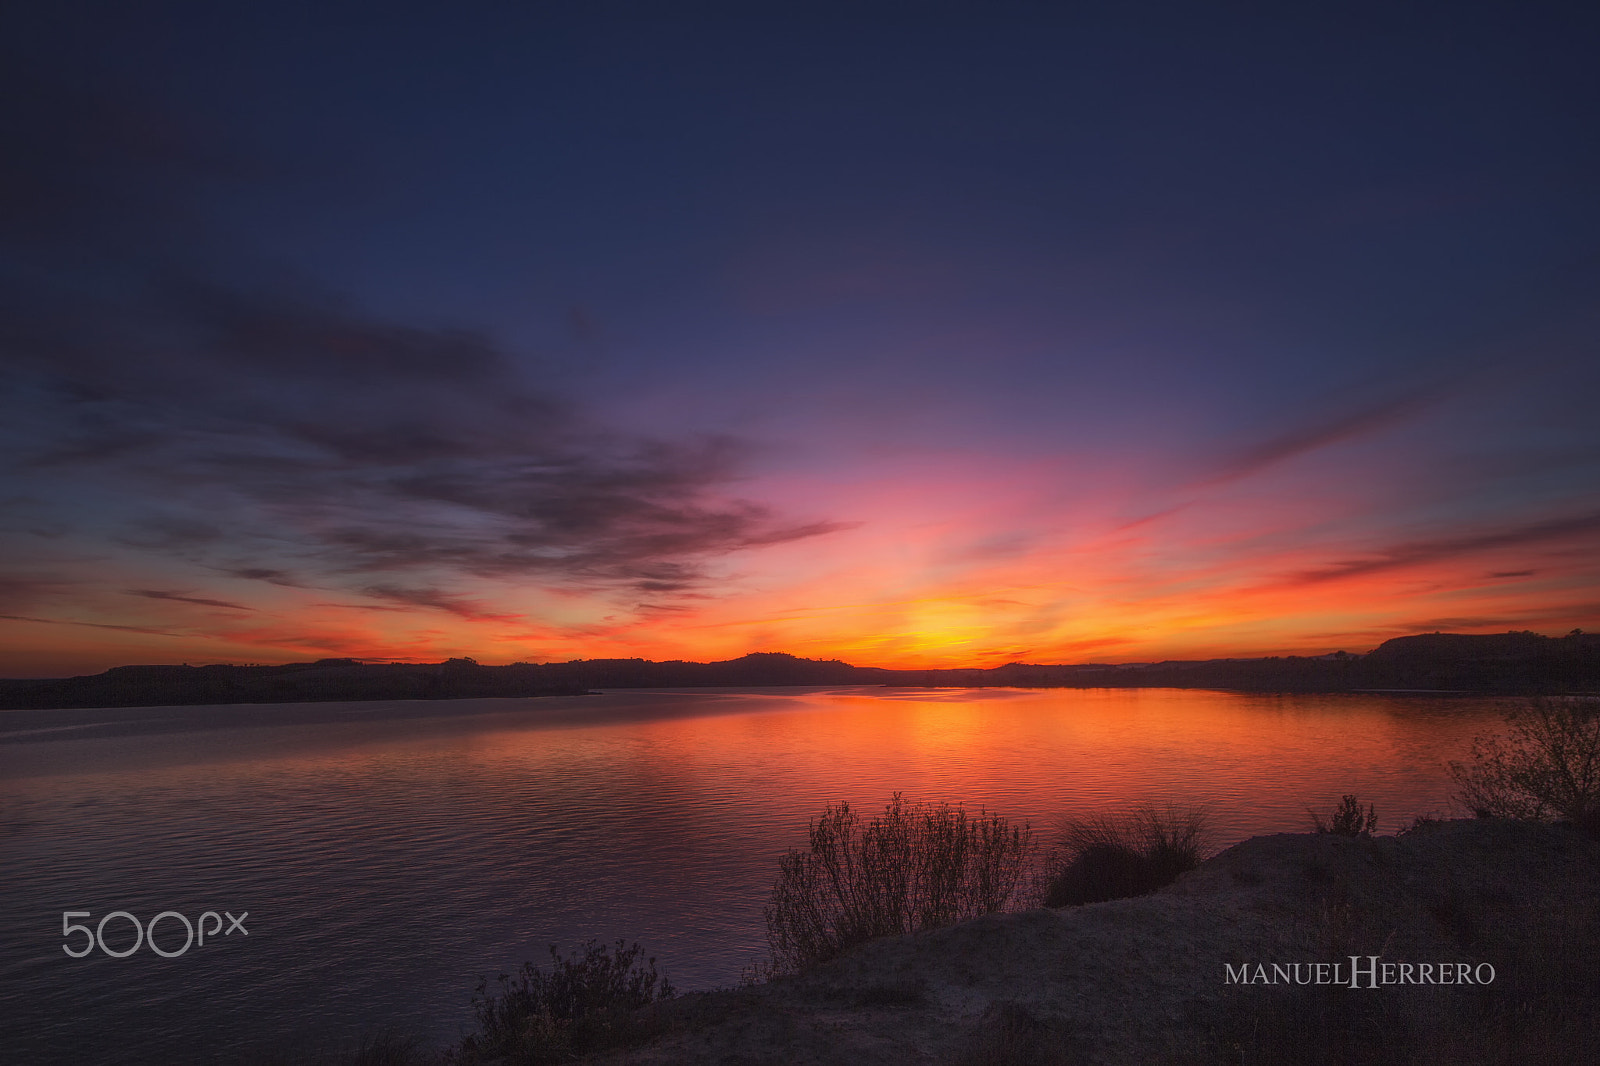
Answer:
[{"left": 0, "top": 687, "right": 1503, "bottom": 1063}]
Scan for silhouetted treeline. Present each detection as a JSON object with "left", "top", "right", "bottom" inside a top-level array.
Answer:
[{"left": 2, "top": 632, "right": 1597, "bottom": 710}]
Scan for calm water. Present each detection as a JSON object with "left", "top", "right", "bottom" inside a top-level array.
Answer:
[{"left": 0, "top": 686, "right": 1509, "bottom": 1064}]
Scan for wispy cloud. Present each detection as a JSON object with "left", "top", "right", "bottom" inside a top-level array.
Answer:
[
  {"left": 1199, "top": 388, "right": 1436, "bottom": 488},
  {"left": 0, "top": 76, "right": 847, "bottom": 622},
  {"left": 224, "top": 568, "right": 301, "bottom": 586},
  {"left": 127, "top": 589, "right": 254, "bottom": 611},
  {"left": 360, "top": 585, "right": 522, "bottom": 623},
  {"left": 0, "top": 575, "right": 71, "bottom": 614},
  {"left": 0, "top": 613, "right": 182, "bottom": 636},
  {"left": 8, "top": 275, "right": 849, "bottom": 598},
  {"left": 1289, "top": 511, "right": 1600, "bottom": 586}
]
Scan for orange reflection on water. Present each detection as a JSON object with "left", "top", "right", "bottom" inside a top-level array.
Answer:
[
  {"left": 441, "top": 687, "right": 1505, "bottom": 848},
  {"left": 0, "top": 684, "right": 1517, "bottom": 1064}
]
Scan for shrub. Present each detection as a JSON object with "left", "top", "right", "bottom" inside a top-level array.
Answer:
[
  {"left": 1448, "top": 697, "right": 1600, "bottom": 831},
  {"left": 1310, "top": 794, "right": 1378, "bottom": 836},
  {"left": 1403, "top": 812, "right": 1444, "bottom": 834},
  {"left": 1042, "top": 803, "right": 1209, "bottom": 907},
  {"left": 764, "top": 793, "right": 1035, "bottom": 972},
  {"left": 454, "top": 940, "right": 675, "bottom": 1065}
]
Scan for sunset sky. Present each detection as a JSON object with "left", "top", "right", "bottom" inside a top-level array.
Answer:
[{"left": 3, "top": 4, "right": 1598, "bottom": 676}]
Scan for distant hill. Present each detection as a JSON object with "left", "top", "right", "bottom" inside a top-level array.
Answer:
[
  {"left": 1356, "top": 630, "right": 1600, "bottom": 691},
  {"left": 0, "top": 657, "right": 588, "bottom": 710},
  {"left": 2, "top": 632, "right": 1597, "bottom": 710}
]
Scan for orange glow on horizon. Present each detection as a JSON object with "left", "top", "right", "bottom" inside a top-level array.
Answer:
[{"left": 6, "top": 459, "right": 1593, "bottom": 677}]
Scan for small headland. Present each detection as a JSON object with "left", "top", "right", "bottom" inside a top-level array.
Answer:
[{"left": 600, "top": 818, "right": 1599, "bottom": 1065}]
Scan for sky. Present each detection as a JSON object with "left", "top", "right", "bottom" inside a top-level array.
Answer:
[{"left": 2, "top": 2, "right": 1598, "bottom": 676}]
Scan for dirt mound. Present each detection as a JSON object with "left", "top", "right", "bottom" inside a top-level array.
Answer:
[{"left": 601, "top": 820, "right": 1600, "bottom": 1065}]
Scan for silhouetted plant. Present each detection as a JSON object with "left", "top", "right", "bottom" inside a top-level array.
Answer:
[
  {"left": 1043, "top": 803, "right": 1209, "bottom": 906},
  {"left": 1403, "top": 812, "right": 1444, "bottom": 834},
  {"left": 1449, "top": 697, "right": 1600, "bottom": 832},
  {"left": 765, "top": 793, "right": 1035, "bottom": 972},
  {"left": 454, "top": 940, "right": 674, "bottom": 1065},
  {"left": 1310, "top": 794, "right": 1378, "bottom": 836}
]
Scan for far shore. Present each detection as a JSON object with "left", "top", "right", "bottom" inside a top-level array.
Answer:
[{"left": 3, "top": 631, "right": 1598, "bottom": 712}]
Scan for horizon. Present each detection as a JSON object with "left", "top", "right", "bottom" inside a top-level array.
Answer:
[
  {"left": 10, "top": 626, "right": 1592, "bottom": 682},
  {"left": 4, "top": 6, "right": 1598, "bottom": 678}
]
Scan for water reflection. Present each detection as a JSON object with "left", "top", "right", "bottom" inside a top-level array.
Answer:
[{"left": 0, "top": 686, "right": 1508, "bottom": 1063}]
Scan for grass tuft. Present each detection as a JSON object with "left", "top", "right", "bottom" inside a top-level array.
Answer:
[{"left": 1043, "top": 803, "right": 1209, "bottom": 907}]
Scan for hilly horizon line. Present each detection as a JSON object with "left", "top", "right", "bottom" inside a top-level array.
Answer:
[{"left": 12, "top": 627, "right": 1595, "bottom": 682}]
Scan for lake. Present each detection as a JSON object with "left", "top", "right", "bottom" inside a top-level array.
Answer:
[{"left": 0, "top": 686, "right": 1512, "bottom": 1063}]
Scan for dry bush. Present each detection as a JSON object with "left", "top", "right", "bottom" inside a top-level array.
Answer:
[
  {"left": 453, "top": 940, "right": 674, "bottom": 1065},
  {"left": 1448, "top": 698, "right": 1600, "bottom": 831},
  {"left": 1310, "top": 794, "right": 1379, "bottom": 836},
  {"left": 765, "top": 793, "right": 1035, "bottom": 972}
]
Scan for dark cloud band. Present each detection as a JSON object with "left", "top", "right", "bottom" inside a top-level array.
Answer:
[{"left": 0, "top": 77, "right": 845, "bottom": 621}]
